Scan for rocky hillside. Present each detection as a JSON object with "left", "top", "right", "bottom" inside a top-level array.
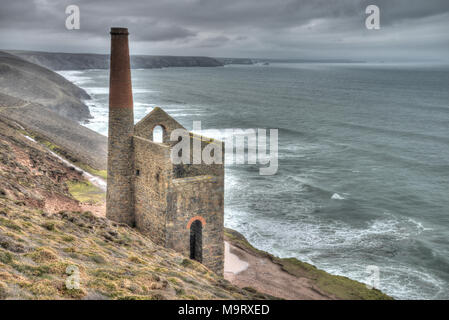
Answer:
[
  {"left": 0, "top": 117, "right": 273, "bottom": 300},
  {"left": 0, "top": 92, "right": 107, "bottom": 170},
  {"left": 7, "top": 50, "right": 224, "bottom": 71},
  {"left": 0, "top": 51, "right": 90, "bottom": 121}
]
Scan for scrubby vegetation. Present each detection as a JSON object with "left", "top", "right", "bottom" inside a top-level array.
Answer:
[
  {"left": 67, "top": 181, "right": 105, "bottom": 204},
  {"left": 0, "top": 200, "right": 273, "bottom": 300}
]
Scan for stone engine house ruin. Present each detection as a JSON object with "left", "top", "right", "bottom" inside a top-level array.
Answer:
[{"left": 106, "top": 28, "right": 224, "bottom": 275}]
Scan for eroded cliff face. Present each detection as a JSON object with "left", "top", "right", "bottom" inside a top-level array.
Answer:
[
  {"left": 0, "top": 118, "right": 272, "bottom": 300},
  {"left": 0, "top": 51, "right": 91, "bottom": 121}
]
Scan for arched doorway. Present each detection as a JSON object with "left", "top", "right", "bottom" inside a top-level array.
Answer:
[{"left": 189, "top": 220, "right": 202, "bottom": 262}]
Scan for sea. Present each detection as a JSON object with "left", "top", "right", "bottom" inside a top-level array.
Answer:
[{"left": 58, "top": 62, "right": 449, "bottom": 299}]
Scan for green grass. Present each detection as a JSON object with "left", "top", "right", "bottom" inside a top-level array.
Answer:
[
  {"left": 0, "top": 217, "right": 22, "bottom": 231},
  {"left": 0, "top": 249, "right": 14, "bottom": 264},
  {"left": 276, "top": 257, "right": 392, "bottom": 300},
  {"left": 67, "top": 181, "right": 105, "bottom": 204},
  {"left": 75, "top": 162, "right": 107, "bottom": 180}
]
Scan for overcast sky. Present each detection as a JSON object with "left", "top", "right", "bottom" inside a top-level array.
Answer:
[{"left": 1, "top": 0, "right": 448, "bottom": 61}]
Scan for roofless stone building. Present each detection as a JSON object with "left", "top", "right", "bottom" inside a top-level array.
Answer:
[{"left": 106, "top": 28, "right": 224, "bottom": 275}]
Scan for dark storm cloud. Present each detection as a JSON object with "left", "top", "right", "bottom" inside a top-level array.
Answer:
[{"left": 0, "top": 0, "right": 448, "bottom": 61}]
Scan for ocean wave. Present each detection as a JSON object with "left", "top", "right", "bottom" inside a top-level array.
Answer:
[
  {"left": 134, "top": 102, "right": 157, "bottom": 107},
  {"left": 57, "top": 70, "right": 92, "bottom": 85},
  {"left": 85, "top": 87, "right": 109, "bottom": 95}
]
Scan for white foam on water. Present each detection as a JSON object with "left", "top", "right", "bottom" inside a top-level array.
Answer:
[
  {"left": 163, "top": 108, "right": 202, "bottom": 112},
  {"left": 57, "top": 70, "right": 92, "bottom": 85},
  {"left": 169, "top": 113, "right": 202, "bottom": 117},
  {"left": 224, "top": 206, "right": 438, "bottom": 299},
  {"left": 132, "top": 88, "right": 157, "bottom": 94},
  {"left": 85, "top": 87, "right": 109, "bottom": 95},
  {"left": 331, "top": 193, "right": 345, "bottom": 200},
  {"left": 134, "top": 102, "right": 157, "bottom": 108},
  {"left": 192, "top": 128, "right": 258, "bottom": 141}
]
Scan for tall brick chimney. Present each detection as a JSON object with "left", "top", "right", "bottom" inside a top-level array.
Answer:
[{"left": 106, "top": 27, "right": 135, "bottom": 226}]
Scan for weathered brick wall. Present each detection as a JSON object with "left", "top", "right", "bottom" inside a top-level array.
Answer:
[
  {"left": 133, "top": 136, "right": 171, "bottom": 245},
  {"left": 166, "top": 176, "right": 224, "bottom": 275}
]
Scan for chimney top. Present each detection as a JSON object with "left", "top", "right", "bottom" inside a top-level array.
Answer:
[{"left": 110, "top": 27, "right": 129, "bottom": 35}]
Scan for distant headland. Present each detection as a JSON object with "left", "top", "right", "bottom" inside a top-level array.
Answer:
[{"left": 6, "top": 50, "right": 225, "bottom": 71}]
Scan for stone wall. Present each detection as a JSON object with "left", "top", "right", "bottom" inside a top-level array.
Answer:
[
  {"left": 173, "top": 133, "right": 224, "bottom": 179},
  {"left": 166, "top": 176, "right": 224, "bottom": 275},
  {"left": 133, "top": 136, "right": 171, "bottom": 245},
  {"left": 134, "top": 107, "right": 184, "bottom": 143}
]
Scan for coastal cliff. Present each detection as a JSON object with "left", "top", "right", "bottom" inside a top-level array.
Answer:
[
  {"left": 0, "top": 51, "right": 90, "bottom": 121},
  {"left": 0, "top": 54, "right": 392, "bottom": 300},
  {"left": 6, "top": 50, "right": 224, "bottom": 71},
  {"left": 216, "top": 58, "right": 254, "bottom": 65},
  {"left": 0, "top": 51, "right": 107, "bottom": 170}
]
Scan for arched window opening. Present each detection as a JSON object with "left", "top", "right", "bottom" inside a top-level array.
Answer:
[
  {"left": 153, "top": 125, "right": 164, "bottom": 143},
  {"left": 189, "top": 220, "right": 202, "bottom": 262}
]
